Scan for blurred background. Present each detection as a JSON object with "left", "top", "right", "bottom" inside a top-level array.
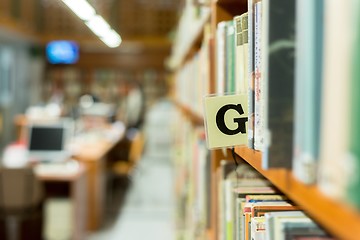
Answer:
[{"left": 0, "top": 0, "right": 186, "bottom": 239}]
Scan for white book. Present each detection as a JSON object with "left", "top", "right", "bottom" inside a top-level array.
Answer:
[
  {"left": 317, "top": 0, "right": 353, "bottom": 201},
  {"left": 254, "top": 1, "right": 264, "bottom": 151}
]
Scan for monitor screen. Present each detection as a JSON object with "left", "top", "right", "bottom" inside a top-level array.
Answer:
[
  {"left": 29, "top": 126, "right": 64, "bottom": 151},
  {"left": 46, "top": 40, "right": 79, "bottom": 64},
  {"left": 27, "top": 122, "right": 71, "bottom": 162}
]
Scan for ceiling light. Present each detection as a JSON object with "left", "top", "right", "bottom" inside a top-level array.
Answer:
[
  {"left": 61, "top": 0, "right": 122, "bottom": 48},
  {"left": 62, "top": 0, "right": 95, "bottom": 21},
  {"left": 100, "top": 30, "right": 122, "bottom": 48},
  {"left": 85, "top": 15, "right": 111, "bottom": 37}
]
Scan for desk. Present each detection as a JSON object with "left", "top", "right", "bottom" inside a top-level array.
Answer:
[
  {"left": 71, "top": 131, "right": 124, "bottom": 231},
  {"left": 14, "top": 114, "right": 126, "bottom": 231},
  {"left": 36, "top": 163, "right": 87, "bottom": 240}
]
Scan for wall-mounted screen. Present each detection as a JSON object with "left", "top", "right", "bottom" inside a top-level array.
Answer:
[{"left": 46, "top": 40, "right": 79, "bottom": 64}]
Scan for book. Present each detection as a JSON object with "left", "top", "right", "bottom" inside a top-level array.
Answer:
[
  {"left": 225, "top": 163, "right": 271, "bottom": 240},
  {"left": 245, "top": 194, "right": 287, "bottom": 203},
  {"left": 247, "top": 0, "right": 255, "bottom": 149},
  {"left": 253, "top": 0, "right": 263, "bottom": 151},
  {"left": 218, "top": 160, "right": 236, "bottom": 240},
  {"left": 216, "top": 21, "right": 228, "bottom": 95},
  {"left": 243, "top": 205, "right": 252, "bottom": 240},
  {"left": 265, "top": 211, "right": 306, "bottom": 240},
  {"left": 281, "top": 220, "right": 332, "bottom": 240},
  {"left": 265, "top": 211, "right": 332, "bottom": 240},
  {"left": 262, "top": 0, "right": 296, "bottom": 169},
  {"left": 346, "top": 0, "right": 360, "bottom": 210},
  {"left": 292, "top": 0, "right": 324, "bottom": 184},
  {"left": 234, "top": 15, "right": 244, "bottom": 94},
  {"left": 236, "top": 194, "right": 286, "bottom": 240},
  {"left": 235, "top": 186, "right": 277, "bottom": 240},
  {"left": 243, "top": 201, "right": 298, "bottom": 240},
  {"left": 241, "top": 13, "right": 249, "bottom": 96},
  {"left": 291, "top": 237, "right": 334, "bottom": 240},
  {"left": 251, "top": 216, "right": 266, "bottom": 240},
  {"left": 226, "top": 20, "right": 236, "bottom": 94},
  {"left": 251, "top": 203, "right": 299, "bottom": 218},
  {"left": 317, "top": 0, "right": 353, "bottom": 201}
]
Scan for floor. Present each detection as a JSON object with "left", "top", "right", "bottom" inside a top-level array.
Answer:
[{"left": 87, "top": 99, "right": 178, "bottom": 240}]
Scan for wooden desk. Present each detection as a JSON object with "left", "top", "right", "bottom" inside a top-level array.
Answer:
[
  {"left": 36, "top": 163, "right": 87, "bottom": 240},
  {"left": 71, "top": 132, "right": 124, "bottom": 231},
  {"left": 14, "top": 114, "right": 126, "bottom": 231}
]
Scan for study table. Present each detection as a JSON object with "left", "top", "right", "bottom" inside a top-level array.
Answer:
[
  {"left": 14, "top": 114, "right": 126, "bottom": 231},
  {"left": 68, "top": 127, "right": 125, "bottom": 231}
]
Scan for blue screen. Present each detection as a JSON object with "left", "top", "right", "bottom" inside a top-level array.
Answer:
[{"left": 46, "top": 40, "right": 79, "bottom": 64}]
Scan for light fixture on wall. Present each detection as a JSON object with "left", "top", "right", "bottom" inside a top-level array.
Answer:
[{"left": 61, "top": 0, "right": 122, "bottom": 48}]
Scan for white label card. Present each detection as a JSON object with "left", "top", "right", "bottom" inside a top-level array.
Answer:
[{"left": 204, "top": 94, "right": 248, "bottom": 149}]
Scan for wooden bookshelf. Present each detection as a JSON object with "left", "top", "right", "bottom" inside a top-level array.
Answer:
[
  {"left": 171, "top": 0, "right": 360, "bottom": 239},
  {"left": 167, "top": 7, "right": 211, "bottom": 70},
  {"left": 175, "top": 102, "right": 204, "bottom": 126},
  {"left": 235, "top": 146, "right": 360, "bottom": 240}
]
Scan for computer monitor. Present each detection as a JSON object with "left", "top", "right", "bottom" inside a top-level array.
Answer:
[{"left": 27, "top": 121, "right": 72, "bottom": 162}]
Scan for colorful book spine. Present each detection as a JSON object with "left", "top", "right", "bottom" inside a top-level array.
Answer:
[
  {"left": 254, "top": 0, "right": 263, "bottom": 151},
  {"left": 292, "top": 0, "right": 324, "bottom": 184},
  {"left": 216, "top": 21, "right": 228, "bottom": 95},
  {"left": 242, "top": 13, "right": 249, "bottom": 96},
  {"left": 347, "top": 0, "right": 360, "bottom": 210},
  {"left": 247, "top": 0, "right": 255, "bottom": 149},
  {"left": 234, "top": 15, "right": 244, "bottom": 94},
  {"left": 226, "top": 20, "right": 236, "bottom": 94},
  {"left": 262, "top": 0, "right": 296, "bottom": 169}
]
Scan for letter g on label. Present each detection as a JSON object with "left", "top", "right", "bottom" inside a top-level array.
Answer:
[{"left": 215, "top": 104, "right": 248, "bottom": 135}]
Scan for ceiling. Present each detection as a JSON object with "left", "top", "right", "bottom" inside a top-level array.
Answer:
[{"left": 0, "top": 0, "right": 183, "bottom": 68}]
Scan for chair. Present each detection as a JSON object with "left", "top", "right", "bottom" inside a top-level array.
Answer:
[
  {"left": 111, "top": 129, "right": 145, "bottom": 176},
  {"left": 0, "top": 167, "right": 44, "bottom": 240},
  {"left": 107, "top": 129, "right": 145, "bottom": 204}
]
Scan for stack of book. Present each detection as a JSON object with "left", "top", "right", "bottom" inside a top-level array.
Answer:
[{"left": 215, "top": 160, "right": 332, "bottom": 240}]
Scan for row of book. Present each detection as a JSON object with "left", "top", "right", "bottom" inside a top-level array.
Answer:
[
  {"left": 213, "top": 0, "right": 360, "bottom": 210},
  {"left": 174, "top": 23, "right": 212, "bottom": 116},
  {"left": 172, "top": 111, "right": 212, "bottom": 240},
  {"left": 172, "top": 108, "right": 333, "bottom": 240},
  {"left": 168, "top": 0, "right": 210, "bottom": 70},
  {"left": 217, "top": 160, "right": 333, "bottom": 240}
]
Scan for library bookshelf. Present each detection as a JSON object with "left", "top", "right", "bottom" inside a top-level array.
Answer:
[
  {"left": 235, "top": 147, "right": 360, "bottom": 240},
  {"left": 169, "top": 0, "right": 360, "bottom": 239}
]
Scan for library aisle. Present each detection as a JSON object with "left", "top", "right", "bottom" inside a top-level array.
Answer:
[{"left": 88, "top": 99, "right": 177, "bottom": 240}]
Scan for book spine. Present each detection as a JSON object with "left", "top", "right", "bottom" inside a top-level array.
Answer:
[
  {"left": 247, "top": 0, "right": 255, "bottom": 149},
  {"left": 235, "top": 198, "right": 245, "bottom": 240},
  {"left": 251, "top": 217, "right": 266, "bottom": 240},
  {"left": 224, "top": 179, "right": 234, "bottom": 240},
  {"left": 242, "top": 13, "right": 249, "bottom": 96},
  {"left": 347, "top": 0, "right": 360, "bottom": 209},
  {"left": 292, "top": 0, "right": 324, "bottom": 184},
  {"left": 241, "top": 13, "right": 250, "bottom": 149},
  {"left": 318, "top": 0, "right": 352, "bottom": 201},
  {"left": 254, "top": 1, "right": 263, "bottom": 151},
  {"left": 234, "top": 15, "right": 244, "bottom": 94},
  {"left": 262, "top": 0, "right": 295, "bottom": 169},
  {"left": 216, "top": 22, "right": 227, "bottom": 95},
  {"left": 226, "top": 21, "right": 236, "bottom": 94}
]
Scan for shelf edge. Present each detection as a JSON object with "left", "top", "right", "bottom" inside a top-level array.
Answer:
[{"left": 234, "top": 146, "right": 360, "bottom": 240}]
